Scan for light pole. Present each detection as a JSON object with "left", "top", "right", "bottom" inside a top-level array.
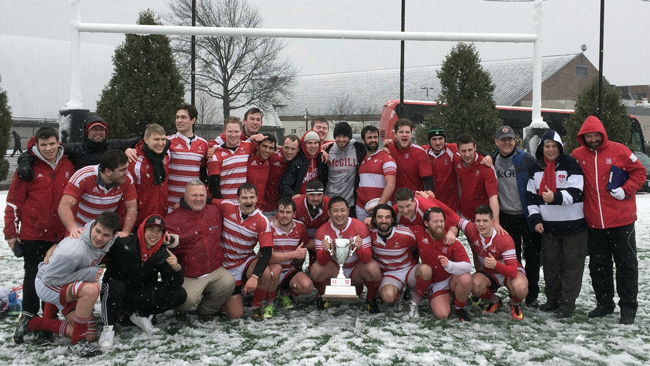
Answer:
[{"left": 304, "top": 108, "right": 310, "bottom": 134}]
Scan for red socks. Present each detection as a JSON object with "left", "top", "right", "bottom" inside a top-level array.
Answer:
[
  {"left": 412, "top": 277, "right": 431, "bottom": 304},
  {"left": 365, "top": 280, "right": 381, "bottom": 301},
  {"left": 27, "top": 316, "right": 64, "bottom": 334},
  {"left": 251, "top": 288, "right": 268, "bottom": 309},
  {"left": 480, "top": 289, "right": 500, "bottom": 303},
  {"left": 71, "top": 316, "right": 89, "bottom": 345}
]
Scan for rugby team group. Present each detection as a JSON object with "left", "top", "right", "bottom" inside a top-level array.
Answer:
[{"left": 4, "top": 104, "right": 644, "bottom": 356}]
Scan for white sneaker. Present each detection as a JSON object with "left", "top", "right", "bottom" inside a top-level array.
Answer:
[
  {"left": 129, "top": 313, "right": 159, "bottom": 335},
  {"left": 98, "top": 325, "right": 114, "bottom": 351},
  {"left": 408, "top": 303, "right": 419, "bottom": 319}
]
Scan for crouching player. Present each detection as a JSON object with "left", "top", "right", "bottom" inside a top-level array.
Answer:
[
  {"left": 310, "top": 196, "right": 382, "bottom": 312},
  {"left": 413, "top": 207, "right": 472, "bottom": 321},
  {"left": 268, "top": 197, "right": 314, "bottom": 309},
  {"left": 369, "top": 204, "right": 432, "bottom": 317},
  {"left": 458, "top": 205, "right": 529, "bottom": 320},
  {"left": 14, "top": 212, "right": 121, "bottom": 357}
]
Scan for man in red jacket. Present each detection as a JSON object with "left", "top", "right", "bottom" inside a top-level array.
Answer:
[
  {"left": 4, "top": 126, "right": 75, "bottom": 337},
  {"left": 571, "top": 116, "right": 646, "bottom": 325},
  {"left": 165, "top": 180, "right": 236, "bottom": 322}
]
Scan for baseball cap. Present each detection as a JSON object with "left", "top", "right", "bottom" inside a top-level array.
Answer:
[
  {"left": 143, "top": 215, "right": 166, "bottom": 230},
  {"left": 495, "top": 126, "right": 515, "bottom": 140}
]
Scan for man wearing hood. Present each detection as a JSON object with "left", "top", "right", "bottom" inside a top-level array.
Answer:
[
  {"left": 99, "top": 215, "right": 187, "bottom": 350},
  {"left": 279, "top": 130, "right": 328, "bottom": 198},
  {"left": 324, "top": 122, "right": 366, "bottom": 217},
  {"left": 14, "top": 212, "right": 122, "bottom": 357},
  {"left": 118, "top": 124, "right": 170, "bottom": 229},
  {"left": 4, "top": 127, "right": 75, "bottom": 340},
  {"left": 526, "top": 130, "right": 587, "bottom": 318},
  {"left": 571, "top": 116, "right": 646, "bottom": 324},
  {"left": 17, "top": 116, "right": 140, "bottom": 180}
]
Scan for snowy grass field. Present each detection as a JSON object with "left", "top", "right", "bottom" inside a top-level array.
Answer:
[{"left": 0, "top": 191, "right": 648, "bottom": 366}]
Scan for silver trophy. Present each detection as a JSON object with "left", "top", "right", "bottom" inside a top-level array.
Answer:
[{"left": 323, "top": 235, "right": 359, "bottom": 299}]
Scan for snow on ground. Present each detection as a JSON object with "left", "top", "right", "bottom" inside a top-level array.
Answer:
[{"left": 0, "top": 191, "right": 649, "bottom": 365}]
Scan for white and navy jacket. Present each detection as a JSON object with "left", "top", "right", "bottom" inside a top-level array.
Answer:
[{"left": 526, "top": 130, "right": 588, "bottom": 236}]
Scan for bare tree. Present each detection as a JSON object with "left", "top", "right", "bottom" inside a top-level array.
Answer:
[
  {"left": 330, "top": 94, "right": 357, "bottom": 119},
  {"left": 195, "top": 90, "right": 221, "bottom": 126},
  {"left": 167, "top": 0, "right": 297, "bottom": 119}
]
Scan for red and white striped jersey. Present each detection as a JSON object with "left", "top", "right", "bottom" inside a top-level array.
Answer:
[
  {"left": 293, "top": 194, "right": 331, "bottom": 238},
  {"left": 357, "top": 150, "right": 397, "bottom": 208},
  {"left": 217, "top": 200, "right": 273, "bottom": 270},
  {"left": 271, "top": 219, "right": 309, "bottom": 272},
  {"left": 207, "top": 141, "right": 255, "bottom": 200},
  {"left": 394, "top": 196, "right": 461, "bottom": 230},
  {"left": 458, "top": 219, "right": 521, "bottom": 279},
  {"left": 315, "top": 218, "right": 372, "bottom": 270},
  {"left": 63, "top": 165, "right": 137, "bottom": 227},
  {"left": 167, "top": 133, "right": 208, "bottom": 208},
  {"left": 411, "top": 226, "right": 470, "bottom": 283},
  {"left": 247, "top": 153, "right": 270, "bottom": 210},
  {"left": 369, "top": 225, "right": 416, "bottom": 272}
]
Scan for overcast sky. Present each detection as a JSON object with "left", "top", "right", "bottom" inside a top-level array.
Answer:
[{"left": 1, "top": 0, "right": 649, "bottom": 119}]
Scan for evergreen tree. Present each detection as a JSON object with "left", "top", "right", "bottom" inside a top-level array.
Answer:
[
  {"left": 96, "top": 9, "right": 184, "bottom": 138},
  {"left": 0, "top": 76, "right": 12, "bottom": 181},
  {"left": 563, "top": 76, "right": 630, "bottom": 153},
  {"left": 419, "top": 42, "right": 501, "bottom": 150}
]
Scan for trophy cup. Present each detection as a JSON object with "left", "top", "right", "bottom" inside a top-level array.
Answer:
[{"left": 322, "top": 236, "right": 359, "bottom": 299}]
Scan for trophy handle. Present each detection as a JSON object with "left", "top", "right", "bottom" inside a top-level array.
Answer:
[
  {"left": 349, "top": 236, "right": 358, "bottom": 255},
  {"left": 324, "top": 235, "right": 334, "bottom": 256}
]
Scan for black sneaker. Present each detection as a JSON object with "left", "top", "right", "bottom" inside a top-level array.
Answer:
[
  {"left": 555, "top": 308, "right": 573, "bottom": 318},
  {"left": 588, "top": 305, "right": 615, "bottom": 318},
  {"left": 539, "top": 302, "right": 559, "bottom": 312},
  {"left": 68, "top": 339, "right": 102, "bottom": 357},
  {"left": 525, "top": 299, "right": 539, "bottom": 308},
  {"left": 454, "top": 308, "right": 471, "bottom": 322},
  {"left": 13, "top": 312, "right": 33, "bottom": 344},
  {"left": 35, "top": 330, "right": 55, "bottom": 345},
  {"left": 250, "top": 308, "right": 264, "bottom": 322},
  {"left": 620, "top": 309, "right": 636, "bottom": 325},
  {"left": 402, "top": 287, "right": 412, "bottom": 301},
  {"left": 366, "top": 299, "right": 380, "bottom": 314}
]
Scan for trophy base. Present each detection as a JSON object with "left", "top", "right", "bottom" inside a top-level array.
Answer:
[{"left": 323, "top": 279, "right": 359, "bottom": 300}]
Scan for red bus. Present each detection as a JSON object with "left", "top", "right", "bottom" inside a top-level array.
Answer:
[{"left": 379, "top": 99, "right": 645, "bottom": 153}]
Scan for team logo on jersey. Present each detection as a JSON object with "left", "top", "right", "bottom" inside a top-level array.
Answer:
[
  {"left": 558, "top": 174, "right": 566, "bottom": 184},
  {"left": 230, "top": 213, "right": 237, "bottom": 220},
  {"left": 581, "top": 160, "right": 586, "bottom": 164},
  {"left": 404, "top": 153, "right": 410, "bottom": 159},
  {"left": 36, "top": 173, "right": 43, "bottom": 178},
  {"left": 251, "top": 160, "right": 258, "bottom": 165},
  {"left": 66, "top": 172, "right": 71, "bottom": 178},
  {"left": 442, "top": 246, "right": 448, "bottom": 254},
  {"left": 606, "top": 157, "right": 612, "bottom": 164},
  {"left": 274, "top": 161, "right": 282, "bottom": 167},
  {"left": 176, "top": 144, "right": 184, "bottom": 149},
  {"left": 421, "top": 238, "right": 429, "bottom": 245},
  {"left": 475, "top": 170, "right": 480, "bottom": 176},
  {"left": 93, "top": 187, "right": 100, "bottom": 193}
]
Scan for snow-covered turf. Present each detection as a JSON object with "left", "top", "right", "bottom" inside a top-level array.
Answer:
[{"left": 0, "top": 190, "right": 648, "bottom": 365}]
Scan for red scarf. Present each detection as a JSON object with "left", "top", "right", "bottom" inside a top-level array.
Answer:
[
  {"left": 137, "top": 219, "right": 166, "bottom": 263},
  {"left": 538, "top": 157, "right": 557, "bottom": 196}
]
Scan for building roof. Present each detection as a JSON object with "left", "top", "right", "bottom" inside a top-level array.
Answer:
[{"left": 276, "top": 54, "right": 579, "bottom": 117}]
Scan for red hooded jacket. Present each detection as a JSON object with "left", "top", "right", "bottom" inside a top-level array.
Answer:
[
  {"left": 570, "top": 116, "right": 646, "bottom": 229},
  {"left": 4, "top": 138, "right": 75, "bottom": 242}
]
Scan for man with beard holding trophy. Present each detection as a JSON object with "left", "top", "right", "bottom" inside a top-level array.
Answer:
[{"left": 310, "top": 197, "right": 382, "bottom": 312}]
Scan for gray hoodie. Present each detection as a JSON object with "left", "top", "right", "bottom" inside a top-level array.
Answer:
[{"left": 37, "top": 221, "right": 117, "bottom": 286}]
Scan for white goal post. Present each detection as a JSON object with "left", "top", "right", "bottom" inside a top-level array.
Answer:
[{"left": 65, "top": 0, "right": 547, "bottom": 128}]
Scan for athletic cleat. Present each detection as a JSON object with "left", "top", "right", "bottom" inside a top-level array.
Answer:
[
  {"left": 35, "top": 330, "right": 55, "bottom": 345},
  {"left": 366, "top": 299, "right": 380, "bottom": 314},
  {"left": 250, "top": 308, "right": 264, "bottom": 321},
  {"left": 470, "top": 295, "right": 484, "bottom": 308},
  {"left": 281, "top": 295, "right": 294, "bottom": 310},
  {"left": 13, "top": 312, "right": 33, "bottom": 344},
  {"left": 68, "top": 339, "right": 102, "bottom": 357},
  {"left": 455, "top": 308, "right": 471, "bottom": 322},
  {"left": 316, "top": 298, "right": 331, "bottom": 310},
  {"left": 510, "top": 304, "right": 524, "bottom": 321},
  {"left": 408, "top": 303, "right": 419, "bottom": 319},
  {"left": 483, "top": 299, "right": 502, "bottom": 314},
  {"left": 98, "top": 325, "right": 114, "bottom": 351},
  {"left": 129, "top": 313, "right": 159, "bottom": 335},
  {"left": 263, "top": 305, "right": 274, "bottom": 319},
  {"left": 402, "top": 287, "right": 412, "bottom": 301}
]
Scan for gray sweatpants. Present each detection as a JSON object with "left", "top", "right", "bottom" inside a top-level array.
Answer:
[{"left": 541, "top": 230, "right": 588, "bottom": 312}]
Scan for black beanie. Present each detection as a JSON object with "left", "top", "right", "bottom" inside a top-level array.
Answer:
[
  {"left": 427, "top": 126, "right": 446, "bottom": 141},
  {"left": 333, "top": 122, "right": 353, "bottom": 139}
]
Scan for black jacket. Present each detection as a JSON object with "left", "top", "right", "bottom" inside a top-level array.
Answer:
[
  {"left": 103, "top": 234, "right": 184, "bottom": 290},
  {"left": 278, "top": 150, "right": 329, "bottom": 198},
  {"left": 64, "top": 138, "right": 140, "bottom": 171}
]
